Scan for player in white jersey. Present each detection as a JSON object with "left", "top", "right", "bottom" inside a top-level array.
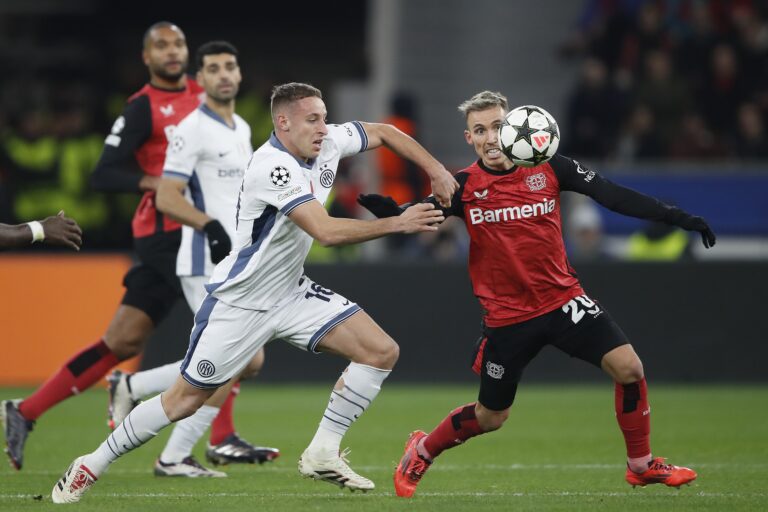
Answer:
[
  {"left": 51, "top": 82, "right": 458, "bottom": 502},
  {"left": 102, "top": 42, "right": 277, "bottom": 480}
]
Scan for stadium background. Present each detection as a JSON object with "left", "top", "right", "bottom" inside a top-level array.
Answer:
[{"left": 0, "top": 0, "right": 766, "bottom": 384}]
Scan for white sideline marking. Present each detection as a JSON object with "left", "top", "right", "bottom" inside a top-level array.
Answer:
[
  {"left": 16, "top": 461, "right": 768, "bottom": 476},
  {"left": 1, "top": 491, "right": 766, "bottom": 499}
]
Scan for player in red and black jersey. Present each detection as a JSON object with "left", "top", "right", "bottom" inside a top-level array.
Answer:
[
  {"left": 1, "top": 22, "right": 265, "bottom": 473},
  {"left": 358, "top": 91, "right": 715, "bottom": 497}
]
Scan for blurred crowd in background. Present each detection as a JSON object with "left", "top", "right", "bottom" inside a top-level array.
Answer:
[
  {"left": 0, "top": 0, "right": 765, "bottom": 262},
  {"left": 560, "top": 0, "right": 768, "bottom": 161}
]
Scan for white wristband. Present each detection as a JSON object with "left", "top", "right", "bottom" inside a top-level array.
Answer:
[{"left": 27, "top": 221, "right": 45, "bottom": 243}]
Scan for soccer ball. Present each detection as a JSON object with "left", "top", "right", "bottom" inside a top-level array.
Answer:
[{"left": 498, "top": 105, "right": 560, "bottom": 167}]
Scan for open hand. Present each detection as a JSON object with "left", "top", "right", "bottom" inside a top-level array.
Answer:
[
  {"left": 41, "top": 211, "right": 83, "bottom": 250},
  {"left": 398, "top": 203, "right": 444, "bottom": 234}
]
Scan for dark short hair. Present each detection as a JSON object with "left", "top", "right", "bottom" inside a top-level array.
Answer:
[
  {"left": 196, "top": 41, "right": 239, "bottom": 71},
  {"left": 142, "top": 21, "right": 181, "bottom": 49},
  {"left": 270, "top": 82, "right": 322, "bottom": 118}
]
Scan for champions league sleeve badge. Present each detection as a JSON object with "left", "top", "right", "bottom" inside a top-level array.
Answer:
[{"left": 270, "top": 166, "right": 291, "bottom": 187}]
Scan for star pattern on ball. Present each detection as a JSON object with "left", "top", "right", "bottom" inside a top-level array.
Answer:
[
  {"left": 531, "top": 146, "right": 548, "bottom": 165},
  {"left": 542, "top": 116, "right": 559, "bottom": 142},
  {"left": 523, "top": 106, "right": 540, "bottom": 117},
  {"left": 512, "top": 117, "right": 536, "bottom": 145}
]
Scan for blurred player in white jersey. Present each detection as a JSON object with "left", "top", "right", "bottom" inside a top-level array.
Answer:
[
  {"left": 103, "top": 41, "right": 279, "bottom": 478},
  {"left": 51, "top": 81, "right": 458, "bottom": 502}
]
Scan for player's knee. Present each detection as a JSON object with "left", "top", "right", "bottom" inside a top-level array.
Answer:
[
  {"left": 476, "top": 407, "right": 509, "bottom": 432},
  {"left": 104, "top": 334, "right": 145, "bottom": 360},
  {"left": 104, "top": 324, "right": 151, "bottom": 360},
  {"left": 161, "top": 387, "right": 210, "bottom": 422},
  {"left": 368, "top": 338, "right": 399, "bottom": 369},
  {"left": 615, "top": 358, "right": 644, "bottom": 384}
]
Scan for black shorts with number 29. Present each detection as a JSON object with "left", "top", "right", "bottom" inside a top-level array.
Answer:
[{"left": 472, "top": 294, "right": 629, "bottom": 411}]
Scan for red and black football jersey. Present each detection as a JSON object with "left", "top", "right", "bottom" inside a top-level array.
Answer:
[
  {"left": 92, "top": 79, "right": 204, "bottom": 238},
  {"left": 443, "top": 154, "right": 678, "bottom": 327}
]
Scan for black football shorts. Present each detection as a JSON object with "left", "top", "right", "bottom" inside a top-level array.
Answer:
[
  {"left": 121, "top": 230, "right": 183, "bottom": 325},
  {"left": 473, "top": 294, "right": 629, "bottom": 411}
]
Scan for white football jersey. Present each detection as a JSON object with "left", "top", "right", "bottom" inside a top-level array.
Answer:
[
  {"left": 163, "top": 104, "right": 253, "bottom": 277},
  {"left": 206, "top": 121, "right": 369, "bottom": 310}
]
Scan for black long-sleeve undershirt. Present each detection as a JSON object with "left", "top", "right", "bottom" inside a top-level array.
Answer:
[
  {"left": 548, "top": 154, "right": 686, "bottom": 224},
  {"left": 90, "top": 94, "right": 152, "bottom": 194},
  {"left": 366, "top": 155, "right": 695, "bottom": 230}
]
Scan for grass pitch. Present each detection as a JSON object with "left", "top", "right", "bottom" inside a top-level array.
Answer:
[{"left": 1, "top": 384, "right": 766, "bottom": 511}]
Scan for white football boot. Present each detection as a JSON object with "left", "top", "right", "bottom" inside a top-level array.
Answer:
[
  {"left": 51, "top": 456, "right": 97, "bottom": 504},
  {"left": 106, "top": 370, "right": 139, "bottom": 430},
  {"left": 154, "top": 456, "right": 227, "bottom": 477},
  {"left": 298, "top": 447, "right": 374, "bottom": 492}
]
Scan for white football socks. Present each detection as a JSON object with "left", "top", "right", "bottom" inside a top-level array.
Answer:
[
  {"left": 159, "top": 405, "right": 219, "bottom": 463},
  {"left": 83, "top": 395, "right": 170, "bottom": 476},
  {"left": 128, "top": 361, "right": 183, "bottom": 399},
  {"left": 307, "top": 362, "right": 390, "bottom": 458}
]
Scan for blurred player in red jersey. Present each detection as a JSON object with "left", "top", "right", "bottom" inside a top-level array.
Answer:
[
  {"left": 358, "top": 91, "right": 716, "bottom": 497},
  {"left": 0, "top": 211, "right": 81, "bottom": 250},
  {"left": 1, "top": 22, "right": 270, "bottom": 474}
]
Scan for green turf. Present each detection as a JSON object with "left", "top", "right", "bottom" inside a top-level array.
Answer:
[{"left": 1, "top": 384, "right": 766, "bottom": 511}]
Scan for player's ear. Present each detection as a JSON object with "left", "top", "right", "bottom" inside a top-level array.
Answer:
[
  {"left": 464, "top": 129, "right": 472, "bottom": 145},
  {"left": 196, "top": 69, "right": 203, "bottom": 83},
  {"left": 142, "top": 49, "right": 150, "bottom": 67},
  {"left": 275, "top": 113, "right": 289, "bottom": 132}
]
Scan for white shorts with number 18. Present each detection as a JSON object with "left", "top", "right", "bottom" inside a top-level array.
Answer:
[{"left": 180, "top": 276, "right": 360, "bottom": 389}]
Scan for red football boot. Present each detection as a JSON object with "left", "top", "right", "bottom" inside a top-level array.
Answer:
[
  {"left": 625, "top": 457, "right": 697, "bottom": 488},
  {"left": 394, "top": 430, "right": 432, "bottom": 498}
]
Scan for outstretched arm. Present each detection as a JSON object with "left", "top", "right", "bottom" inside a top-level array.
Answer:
[
  {"left": 0, "top": 211, "right": 82, "bottom": 250},
  {"left": 288, "top": 198, "right": 443, "bottom": 247},
  {"left": 361, "top": 122, "right": 458, "bottom": 207},
  {"left": 551, "top": 155, "right": 716, "bottom": 248},
  {"left": 358, "top": 171, "right": 468, "bottom": 220}
]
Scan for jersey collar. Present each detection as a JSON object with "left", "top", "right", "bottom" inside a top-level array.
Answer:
[
  {"left": 199, "top": 104, "right": 236, "bottom": 130},
  {"left": 477, "top": 158, "right": 519, "bottom": 176},
  {"left": 268, "top": 132, "right": 315, "bottom": 169},
  {"left": 148, "top": 83, "right": 187, "bottom": 93}
]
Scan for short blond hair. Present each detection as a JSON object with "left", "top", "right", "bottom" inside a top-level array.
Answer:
[{"left": 457, "top": 91, "right": 508, "bottom": 118}]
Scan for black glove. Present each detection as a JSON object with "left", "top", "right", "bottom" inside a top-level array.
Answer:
[
  {"left": 666, "top": 208, "right": 716, "bottom": 249},
  {"left": 356, "top": 194, "right": 405, "bottom": 218},
  {"left": 203, "top": 220, "right": 232, "bottom": 263}
]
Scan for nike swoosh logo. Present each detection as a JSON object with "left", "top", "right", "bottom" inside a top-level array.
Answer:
[
  {"left": 218, "top": 151, "right": 230, "bottom": 157},
  {"left": 342, "top": 300, "right": 350, "bottom": 306}
]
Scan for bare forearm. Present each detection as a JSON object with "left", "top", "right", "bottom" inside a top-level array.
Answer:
[
  {"left": 139, "top": 175, "right": 161, "bottom": 192},
  {"left": 156, "top": 189, "right": 211, "bottom": 230},
  {"left": 317, "top": 216, "right": 399, "bottom": 247},
  {"left": 372, "top": 124, "right": 444, "bottom": 178},
  {"left": 0, "top": 224, "right": 32, "bottom": 248}
]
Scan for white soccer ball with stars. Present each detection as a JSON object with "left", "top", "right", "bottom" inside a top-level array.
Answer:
[{"left": 498, "top": 105, "right": 560, "bottom": 167}]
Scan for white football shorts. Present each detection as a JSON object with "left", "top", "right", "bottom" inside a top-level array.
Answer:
[
  {"left": 180, "top": 276, "right": 361, "bottom": 388},
  {"left": 180, "top": 275, "right": 209, "bottom": 312}
]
